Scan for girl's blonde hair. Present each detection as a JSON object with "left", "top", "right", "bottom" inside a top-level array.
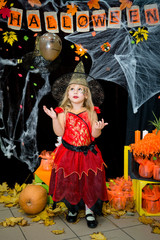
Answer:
[{"left": 59, "top": 77, "right": 95, "bottom": 122}]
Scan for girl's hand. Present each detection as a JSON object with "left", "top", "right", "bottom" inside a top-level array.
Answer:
[
  {"left": 43, "top": 105, "right": 57, "bottom": 119},
  {"left": 94, "top": 118, "right": 108, "bottom": 130}
]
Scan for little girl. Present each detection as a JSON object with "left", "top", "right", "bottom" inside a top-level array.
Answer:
[{"left": 43, "top": 75, "right": 108, "bottom": 228}]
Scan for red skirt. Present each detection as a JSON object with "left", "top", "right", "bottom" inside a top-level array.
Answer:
[{"left": 49, "top": 143, "right": 108, "bottom": 214}]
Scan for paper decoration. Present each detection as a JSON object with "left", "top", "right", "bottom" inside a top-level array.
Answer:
[
  {"left": 92, "top": 10, "right": 106, "bottom": 31},
  {"left": 101, "top": 42, "right": 111, "bottom": 52},
  {"left": 119, "top": 0, "right": 132, "bottom": 11},
  {"left": 3, "top": 31, "right": 18, "bottom": 46},
  {"left": 67, "top": 4, "right": 78, "bottom": 16},
  {"left": 108, "top": 7, "right": 121, "bottom": 28},
  {"left": 60, "top": 12, "right": 73, "bottom": 33},
  {"left": 76, "top": 11, "right": 89, "bottom": 32},
  {"left": 44, "top": 11, "right": 59, "bottom": 33},
  {"left": 0, "top": 0, "right": 7, "bottom": 9},
  {"left": 130, "top": 27, "right": 149, "bottom": 44},
  {"left": 8, "top": 8, "right": 23, "bottom": 30},
  {"left": 28, "top": 0, "right": 42, "bottom": 7},
  {"left": 87, "top": 0, "right": 100, "bottom": 10},
  {"left": 26, "top": 10, "right": 41, "bottom": 32},
  {"left": 75, "top": 44, "right": 87, "bottom": 57},
  {"left": 0, "top": 7, "right": 10, "bottom": 18},
  {"left": 144, "top": 4, "right": 159, "bottom": 25},
  {"left": 126, "top": 5, "right": 141, "bottom": 28},
  {"left": 24, "top": 35, "right": 29, "bottom": 41},
  {"left": 91, "top": 31, "right": 96, "bottom": 36},
  {"left": 5, "top": 5, "right": 160, "bottom": 32}
]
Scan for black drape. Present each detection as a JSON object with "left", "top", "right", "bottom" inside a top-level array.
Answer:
[{"left": 126, "top": 93, "right": 160, "bottom": 145}]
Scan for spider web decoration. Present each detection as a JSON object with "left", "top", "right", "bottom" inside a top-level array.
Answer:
[
  {"left": 65, "top": 0, "right": 160, "bottom": 113},
  {"left": 0, "top": 0, "right": 160, "bottom": 172}
]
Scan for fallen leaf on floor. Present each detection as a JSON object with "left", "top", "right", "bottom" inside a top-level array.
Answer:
[
  {"left": 44, "top": 218, "right": 55, "bottom": 226},
  {"left": 90, "top": 232, "right": 107, "bottom": 240},
  {"left": 0, "top": 217, "right": 29, "bottom": 227},
  {"left": 51, "top": 229, "right": 65, "bottom": 234},
  {"left": 152, "top": 227, "right": 160, "bottom": 234},
  {"left": 138, "top": 215, "right": 154, "bottom": 225}
]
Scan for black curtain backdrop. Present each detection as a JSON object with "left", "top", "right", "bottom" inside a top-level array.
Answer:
[
  {"left": 0, "top": 36, "right": 129, "bottom": 187},
  {"left": 1, "top": 0, "right": 160, "bottom": 187},
  {"left": 1, "top": 38, "right": 160, "bottom": 187},
  {"left": 126, "top": 93, "right": 160, "bottom": 146}
]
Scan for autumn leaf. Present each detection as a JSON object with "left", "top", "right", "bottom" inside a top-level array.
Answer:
[
  {"left": 87, "top": 0, "right": 100, "bottom": 10},
  {"left": 90, "top": 232, "right": 107, "bottom": 240},
  {"left": 119, "top": 0, "right": 133, "bottom": 11},
  {"left": 75, "top": 44, "right": 87, "bottom": 57},
  {"left": 0, "top": 7, "right": 10, "bottom": 18},
  {"left": 67, "top": 4, "right": 78, "bottom": 16},
  {"left": 51, "top": 229, "right": 65, "bottom": 235},
  {"left": 0, "top": 182, "right": 8, "bottom": 192},
  {"left": 28, "top": 0, "right": 42, "bottom": 7},
  {"left": 0, "top": 0, "right": 7, "bottom": 9},
  {"left": 138, "top": 215, "right": 154, "bottom": 225},
  {"left": 3, "top": 31, "right": 18, "bottom": 46},
  {"left": 152, "top": 227, "right": 160, "bottom": 234},
  {"left": 44, "top": 218, "right": 55, "bottom": 226},
  {"left": 0, "top": 217, "right": 29, "bottom": 227},
  {"left": 14, "top": 183, "right": 26, "bottom": 193}
]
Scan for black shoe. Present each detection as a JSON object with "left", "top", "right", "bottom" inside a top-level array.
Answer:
[
  {"left": 66, "top": 211, "right": 78, "bottom": 223},
  {"left": 85, "top": 213, "right": 98, "bottom": 228}
]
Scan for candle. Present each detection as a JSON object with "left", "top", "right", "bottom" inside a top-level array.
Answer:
[
  {"left": 135, "top": 130, "right": 141, "bottom": 143},
  {"left": 142, "top": 130, "right": 148, "bottom": 139}
]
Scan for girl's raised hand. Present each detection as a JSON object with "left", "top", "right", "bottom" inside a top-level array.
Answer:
[
  {"left": 94, "top": 118, "right": 108, "bottom": 130},
  {"left": 43, "top": 105, "right": 57, "bottom": 119}
]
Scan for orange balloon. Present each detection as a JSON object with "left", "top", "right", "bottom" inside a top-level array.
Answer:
[{"left": 39, "top": 33, "right": 62, "bottom": 61}]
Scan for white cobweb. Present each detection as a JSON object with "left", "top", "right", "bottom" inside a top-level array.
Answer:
[
  {"left": 0, "top": 62, "right": 51, "bottom": 172},
  {"left": 65, "top": 9, "right": 160, "bottom": 113},
  {"left": 0, "top": 0, "right": 160, "bottom": 172}
]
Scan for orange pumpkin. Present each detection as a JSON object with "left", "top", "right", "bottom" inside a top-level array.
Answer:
[{"left": 19, "top": 185, "right": 48, "bottom": 214}]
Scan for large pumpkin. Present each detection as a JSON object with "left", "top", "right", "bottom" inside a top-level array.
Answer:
[{"left": 19, "top": 185, "right": 48, "bottom": 214}]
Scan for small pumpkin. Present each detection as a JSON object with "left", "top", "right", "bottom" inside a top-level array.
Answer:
[{"left": 19, "top": 184, "right": 48, "bottom": 214}]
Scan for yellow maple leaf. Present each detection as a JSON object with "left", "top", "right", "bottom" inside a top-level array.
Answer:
[
  {"left": 0, "top": 0, "right": 7, "bottom": 9},
  {"left": 51, "top": 229, "right": 65, "bottom": 235},
  {"left": 67, "top": 4, "right": 78, "bottom": 16},
  {"left": 87, "top": 0, "right": 100, "bottom": 10},
  {"left": 90, "top": 232, "right": 107, "bottom": 240},
  {"left": 3, "top": 31, "right": 18, "bottom": 46},
  {"left": 0, "top": 182, "right": 8, "bottom": 192}
]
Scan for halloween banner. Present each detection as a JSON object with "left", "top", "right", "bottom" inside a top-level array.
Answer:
[{"left": 7, "top": 4, "right": 160, "bottom": 32}]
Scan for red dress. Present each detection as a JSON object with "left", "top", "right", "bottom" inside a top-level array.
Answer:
[{"left": 49, "top": 107, "right": 108, "bottom": 215}]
